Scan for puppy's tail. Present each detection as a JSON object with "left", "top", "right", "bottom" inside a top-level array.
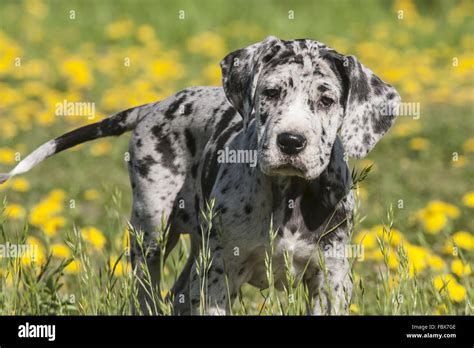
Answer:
[{"left": 0, "top": 104, "right": 152, "bottom": 185}]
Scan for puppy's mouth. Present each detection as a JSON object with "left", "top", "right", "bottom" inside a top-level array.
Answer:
[
  {"left": 258, "top": 146, "right": 311, "bottom": 179},
  {"left": 265, "top": 163, "right": 306, "bottom": 178}
]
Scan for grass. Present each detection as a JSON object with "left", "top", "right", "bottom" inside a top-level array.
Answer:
[
  {"left": 0, "top": 0, "right": 473, "bottom": 315},
  {"left": 1, "top": 180, "right": 471, "bottom": 315}
]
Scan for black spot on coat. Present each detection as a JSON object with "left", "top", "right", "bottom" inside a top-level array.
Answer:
[
  {"left": 184, "top": 128, "right": 196, "bottom": 157},
  {"left": 165, "top": 95, "right": 187, "bottom": 120},
  {"left": 135, "top": 155, "right": 157, "bottom": 178}
]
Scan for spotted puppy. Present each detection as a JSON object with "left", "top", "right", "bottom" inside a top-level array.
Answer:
[{"left": 0, "top": 36, "right": 400, "bottom": 315}]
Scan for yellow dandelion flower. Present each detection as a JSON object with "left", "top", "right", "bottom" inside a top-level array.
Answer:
[
  {"left": 433, "top": 274, "right": 467, "bottom": 303},
  {"left": 355, "top": 41, "right": 384, "bottom": 62},
  {"left": 427, "top": 254, "right": 446, "bottom": 272},
  {"left": 0, "top": 31, "right": 23, "bottom": 76},
  {"left": 442, "top": 241, "right": 456, "bottom": 255},
  {"left": 462, "top": 191, "right": 474, "bottom": 208},
  {"left": 122, "top": 228, "right": 130, "bottom": 251},
  {"left": 365, "top": 249, "right": 384, "bottom": 261},
  {"left": 442, "top": 205, "right": 460, "bottom": 219},
  {"left": 81, "top": 226, "right": 106, "bottom": 251},
  {"left": 84, "top": 189, "right": 100, "bottom": 201},
  {"left": 409, "top": 137, "right": 429, "bottom": 151},
  {"left": 105, "top": 19, "right": 133, "bottom": 40},
  {"left": 388, "top": 275, "right": 400, "bottom": 290},
  {"left": 353, "top": 229, "right": 377, "bottom": 249},
  {"left": 447, "top": 282, "right": 467, "bottom": 302},
  {"left": 26, "top": 0, "right": 48, "bottom": 19},
  {"left": 433, "top": 274, "right": 455, "bottom": 290},
  {"left": 452, "top": 231, "right": 474, "bottom": 251},
  {"left": 406, "top": 244, "right": 430, "bottom": 276},
  {"left": 49, "top": 189, "right": 66, "bottom": 202},
  {"left": 114, "top": 228, "right": 131, "bottom": 253},
  {"left": 451, "top": 259, "right": 471, "bottom": 277},
  {"left": 187, "top": 32, "right": 226, "bottom": 59},
  {"left": 21, "top": 236, "right": 46, "bottom": 265},
  {"left": 355, "top": 186, "right": 368, "bottom": 200},
  {"left": 1, "top": 86, "right": 22, "bottom": 107},
  {"left": 90, "top": 141, "right": 112, "bottom": 157},
  {"left": 21, "top": 59, "right": 46, "bottom": 78},
  {"left": 452, "top": 155, "right": 467, "bottom": 168},
  {"left": 396, "top": 30, "right": 413, "bottom": 46},
  {"left": 11, "top": 178, "right": 30, "bottom": 192},
  {"left": 65, "top": 260, "right": 81, "bottom": 274},
  {"left": 435, "top": 304, "right": 448, "bottom": 315},
  {"left": 50, "top": 243, "right": 71, "bottom": 258},
  {"left": 389, "top": 228, "right": 406, "bottom": 247},
  {"left": 427, "top": 200, "right": 459, "bottom": 218},
  {"left": 61, "top": 58, "right": 93, "bottom": 88},
  {"left": 29, "top": 190, "right": 65, "bottom": 228},
  {"left": 4, "top": 203, "right": 25, "bottom": 220},
  {"left": 37, "top": 110, "right": 55, "bottom": 126},
  {"left": 349, "top": 303, "right": 359, "bottom": 314},
  {"left": 161, "top": 289, "right": 168, "bottom": 299},
  {"left": 42, "top": 216, "right": 66, "bottom": 237},
  {"left": 23, "top": 80, "right": 46, "bottom": 97},
  {"left": 1, "top": 269, "right": 14, "bottom": 287},
  {"left": 392, "top": 122, "right": 421, "bottom": 138},
  {"left": 387, "top": 252, "right": 399, "bottom": 270},
  {"left": 203, "top": 64, "right": 222, "bottom": 86},
  {"left": 150, "top": 58, "right": 184, "bottom": 83},
  {"left": 136, "top": 24, "right": 155, "bottom": 43},
  {"left": 359, "top": 159, "right": 375, "bottom": 171},
  {"left": 415, "top": 64, "right": 436, "bottom": 83},
  {"left": 415, "top": 200, "right": 460, "bottom": 234},
  {"left": 109, "top": 256, "right": 131, "bottom": 276},
  {"left": 403, "top": 79, "right": 420, "bottom": 94},
  {"left": 371, "top": 225, "right": 406, "bottom": 247},
  {"left": 0, "top": 147, "right": 16, "bottom": 164},
  {"left": 112, "top": 260, "right": 125, "bottom": 276},
  {"left": 1, "top": 120, "right": 17, "bottom": 139},
  {"left": 423, "top": 211, "right": 447, "bottom": 234},
  {"left": 463, "top": 138, "right": 474, "bottom": 153}
]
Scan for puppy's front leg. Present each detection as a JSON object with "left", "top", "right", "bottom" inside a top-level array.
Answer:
[
  {"left": 188, "top": 251, "right": 230, "bottom": 315},
  {"left": 309, "top": 250, "right": 353, "bottom": 315}
]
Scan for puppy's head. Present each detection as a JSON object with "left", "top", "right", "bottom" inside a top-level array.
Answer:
[{"left": 220, "top": 36, "right": 400, "bottom": 180}]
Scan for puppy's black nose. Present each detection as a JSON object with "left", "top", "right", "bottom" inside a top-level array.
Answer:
[{"left": 277, "top": 132, "right": 307, "bottom": 155}]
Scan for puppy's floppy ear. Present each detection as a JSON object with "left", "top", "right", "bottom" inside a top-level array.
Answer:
[
  {"left": 322, "top": 50, "right": 401, "bottom": 158},
  {"left": 314, "top": 136, "right": 352, "bottom": 210},
  {"left": 220, "top": 36, "right": 281, "bottom": 128}
]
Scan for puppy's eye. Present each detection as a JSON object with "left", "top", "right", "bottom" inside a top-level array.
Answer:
[
  {"left": 319, "top": 96, "right": 335, "bottom": 108},
  {"left": 262, "top": 88, "right": 281, "bottom": 99}
]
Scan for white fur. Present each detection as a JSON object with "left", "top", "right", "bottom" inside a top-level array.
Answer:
[{"left": 9, "top": 141, "right": 56, "bottom": 177}]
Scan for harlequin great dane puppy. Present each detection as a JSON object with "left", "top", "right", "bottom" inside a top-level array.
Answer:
[{"left": 0, "top": 36, "right": 400, "bottom": 315}]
